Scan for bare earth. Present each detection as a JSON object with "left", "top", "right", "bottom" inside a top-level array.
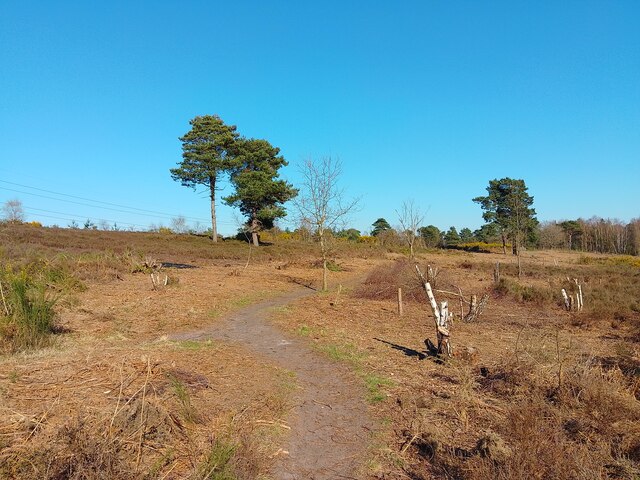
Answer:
[{"left": 172, "top": 287, "right": 373, "bottom": 479}]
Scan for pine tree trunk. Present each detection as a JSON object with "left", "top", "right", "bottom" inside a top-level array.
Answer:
[
  {"left": 209, "top": 176, "right": 218, "bottom": 242},
  {"left": 251, "top": 216, "right": 259, "bottom": 247},
  {"left": 501, "top": 233, "right": 507, "bottom": 255}
]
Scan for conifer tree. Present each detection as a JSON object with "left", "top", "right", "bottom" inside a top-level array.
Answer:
[{"left": 171, "top": 115, "right": 239, "bottom": 242}]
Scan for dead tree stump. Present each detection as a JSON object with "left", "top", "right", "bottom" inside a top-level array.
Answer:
[{"left": 416, "top": 265, "right": 452, "bottom": 358}]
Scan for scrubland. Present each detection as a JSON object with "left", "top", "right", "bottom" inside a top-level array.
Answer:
[{"left": 0, "top": 223, "right": 638, "bottom": 479}]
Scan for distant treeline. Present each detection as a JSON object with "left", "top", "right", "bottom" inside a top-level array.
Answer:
[
  {"left": 267, "top": 216, "right": 640, "bottom": 256},
  {"left": 538, "top": 217, "right": 640, "bottom": 255}
]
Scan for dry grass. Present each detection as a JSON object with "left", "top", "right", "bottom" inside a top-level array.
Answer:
[
  {"left": 0, "top": 223, "right": 386, "bottom": 276},
  {"left": 271, "top": 250, "right": 640, "bottom": 479},
  {"left": 0, "top": 341, "right": 294, "bottom": 479},
  {"left": 1, "top": 225, "right": 639, "bottom": 479}
]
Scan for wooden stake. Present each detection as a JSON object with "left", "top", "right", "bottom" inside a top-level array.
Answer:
[
  {"left": 494, "top": 262, "right": 501, "bottom": 283},
  {"left": 561, "top": 289, "right": 570, "bottom": 311},
  {"left": 578, "top": 284, "right": 583, "bottom": 311},
  {"left": 0, "top": 281, "right": 10, "bottom": 316},
  {"left": 569, "top": 294, "right": 574, "bottom": 311},
  {"left": 574, "top": 279, "right": 584, "bottom": 311},
  {"left": 397, "top": 287, "right": 403, "bottom": 316},
  {"left": 469, "top": 294, "right": 477, "bottom": 316}
]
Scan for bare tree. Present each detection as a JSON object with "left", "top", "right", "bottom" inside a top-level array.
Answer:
[
  {"left": 2, "top": 199, "right": 25, "bottom": 223},
  {"left": 170, "top": 215, "right": 188, "bottom": 234},
  {"left": 396, "top": 199, "right": 424, "bottom": 259},
  {"left": 294, "top": 157, "right": 359, "bottom": 291}
]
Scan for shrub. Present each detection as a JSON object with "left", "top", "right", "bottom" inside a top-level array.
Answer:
[
  {"left": 449, "top": 242, "right": 506, "bottom": 253},
  {"left": 493, "top": 277, "right": 554, "bottom": 304},
  {"left": 0, "top": 268, "right": 58, "bottom": 352}
]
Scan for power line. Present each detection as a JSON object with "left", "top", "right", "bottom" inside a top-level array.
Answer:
[
  {"left": 0, "top": 179, "right": 238, "bottom": 223},
  {"left": 0, "top": 184, "right": 236, "bottom": 225},
  {"left": 22, "top": 206, "right": 151, "bottom": 229},
  {"left": 0, "top": 179, "right": 210, "bottom": 221}
]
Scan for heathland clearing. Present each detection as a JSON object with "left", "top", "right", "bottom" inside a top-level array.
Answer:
[{"left": 1, "top": 225, "right": 638, "bottom": 479}]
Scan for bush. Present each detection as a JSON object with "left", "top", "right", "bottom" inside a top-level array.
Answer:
[
  {"left": 0, "top": 268, "right": 58, "bottom": 352},
  {"left": 494, "top": 277, "right": 554, "bottom": 304},
  {"left": 355, "top": 259, "right": 431, "bottom": 303},
  {"left": 449, "top": 242, "right": 506, "bottom": 253}
]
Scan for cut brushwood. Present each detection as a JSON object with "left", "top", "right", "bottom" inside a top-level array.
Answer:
[{"left": 464, "top": 293, "right": 489, "bottom": 322}]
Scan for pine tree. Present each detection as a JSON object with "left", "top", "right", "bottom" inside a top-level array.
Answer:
[
  {"left": 473, "top": 178, "right": 538, "bottom": 255},
  {"left": 371, "top": 218, "right": 391, "bottom": 236},
  {"left": 170, "top": 115, "right": 239, "bottom": 242},
  {"left": 224, "top": 138, "right": 297, "bottom": 246}
]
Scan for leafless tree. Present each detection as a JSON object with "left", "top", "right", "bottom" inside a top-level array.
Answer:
[
  {"left": 170, "top": 215, "right": 188, "bottom": 234},
  {"left": 2, "top": 199, "right": 24, "bottom": 223},
  {"left": 294, "top": 157, "right": 359, "bottom": 291},
  {"left": 538, "top": 221, "right": 565, "bottom": 249},
  {"left": 396, "top": 199, "right": 424, "bottom": 259}
]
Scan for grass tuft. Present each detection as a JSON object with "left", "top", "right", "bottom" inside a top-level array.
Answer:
[
  {"left": 0, "top": 268, "right": 59, "bottom": 352},
  {"left": 191, "top": 438, "right": 237, "bottom": 480}
]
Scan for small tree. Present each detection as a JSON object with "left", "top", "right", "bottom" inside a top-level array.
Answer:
[
  {"left": 224, "top": 138, "right": 297, "bottom": 246},
  {"left": 171, "top": 115, "right": 239, "bottom": 242},
  {"left": 170, "top": 216, "right": 188, "bottom": 234},
  {"left": 371, "top": 218, "right": 391, "bottom": 236},
  {"left": 459, "top": 227, "right": 474, "bottom": 243},
  {"left": 2, "top": 199, "right": 24, "bottom": 223},
  {"left": 473, "top": 223, "right": 500, "bottom": 243},
  {"left": 418, "top": 225, "right": 442, "bottom": 248},
  {"left": 83, "top": 219, "right": 97, "bottom": 230},
  {"left": 396, "top": 200, "right": 424, "bottom": 258},
  {"left": 559, "top": 220, "right": 583, "bottom": 250},
  {"left": 538, "top": 221, "right": 565, "bottom": 249},
  {"left": 443, "top": 226, "right": 461, "bottom": 247},
  {"left": 473, "top": 178, "right": 538, "bottom": 276},
  {"left": 337, "top": 228, "right": 361, "bottom": 241},
  {"left": 294, "top": 157, "right": 358, "bottom": 291}
]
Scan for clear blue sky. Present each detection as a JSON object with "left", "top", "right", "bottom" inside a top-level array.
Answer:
[{"left": 1, "top": 1, "right": 638, "bottom": 235}]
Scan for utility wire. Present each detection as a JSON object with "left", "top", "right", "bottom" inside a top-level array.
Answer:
[
  {"left": 0, "top": 179, "right": 239, "bottom": 224},
  {"left": 0, "top": 184, "right": 236, "bottom": 225},
  {"left": 22, "top": 206, "right": 151, "bottom": 229}
]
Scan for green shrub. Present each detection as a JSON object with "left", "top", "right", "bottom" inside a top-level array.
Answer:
[
  {"left": 0, "top": 268, "right": 58, "bottom": 352},
  {"left": 494, "top": 278, "right": 554, "bottom": 304},
  {"left": 449, "top": 242, "right": 506, "bottom": 253},
  {"left": 191, "top": 438, "right": 237, "bottom": 480}
]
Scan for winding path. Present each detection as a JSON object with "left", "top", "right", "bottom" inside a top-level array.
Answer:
[{"left": 171, "top": 288, "right": 372, "bottom": 479}]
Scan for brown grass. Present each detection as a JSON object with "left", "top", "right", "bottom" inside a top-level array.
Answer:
[
  {"left": 271, "top": 250, "right": 640, "bottom": 479},
  {"left": 1, "top": 226, "right": 639, "bottom": 479}
]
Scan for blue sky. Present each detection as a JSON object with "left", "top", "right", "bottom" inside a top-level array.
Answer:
[{"left": 1, "top": 1, "right": 638, "bottom": 235}]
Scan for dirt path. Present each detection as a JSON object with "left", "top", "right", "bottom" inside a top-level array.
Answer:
[{"left": 171, "top": 288, "right": 372, "bottom": 480}]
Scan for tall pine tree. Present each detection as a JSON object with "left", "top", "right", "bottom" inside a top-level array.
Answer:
[
  {"left": 170, "top": 115, "right": 239, "bottom": 242},
  {"left": 224, "top": 138, "right": 297, "bottom": 246}
]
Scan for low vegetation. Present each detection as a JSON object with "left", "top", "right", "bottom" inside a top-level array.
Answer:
[
  {"left": 1, "top": 225, "right": 638, "bottom": 479},
  {"left": 0, "top": 267, "right": 60, "bottom": 352}
]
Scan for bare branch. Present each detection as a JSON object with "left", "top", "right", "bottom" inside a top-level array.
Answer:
[
  {"left": 396, "top": 199, "right": 425, "bottom": 258},
  {"left": 293, "top": 156, "right": 359, "bottom": 290}
]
